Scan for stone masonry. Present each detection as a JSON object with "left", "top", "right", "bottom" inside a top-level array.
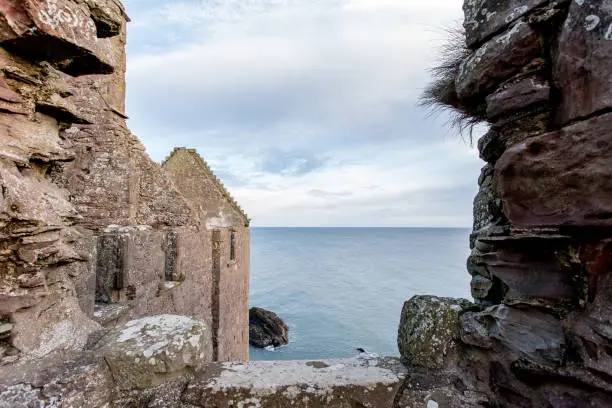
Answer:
[
  {"left": 163, "top": 148, "right": 250, "bottom": 362},
  {"left": 396, "top": 0, "right": 612, "bottom": 407}
]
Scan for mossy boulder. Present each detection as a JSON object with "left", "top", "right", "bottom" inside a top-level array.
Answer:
[{"left": 397, "top": 295, "right": 472, "bottom": 370}]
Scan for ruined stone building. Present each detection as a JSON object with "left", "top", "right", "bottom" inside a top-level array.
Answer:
[
  {"left": 0, "top": 0, "right": 249, "bottom": 365},
  {"left": 1, "top": 0, "right": 612, "bottom": 406}
]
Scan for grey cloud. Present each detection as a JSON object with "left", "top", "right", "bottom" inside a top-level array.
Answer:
[
  {"left": 308, "top": 189, "right": 353, "bottom": 198},
  {"left": 121, "top": 0, "right": 482, "bottom": 227},
  {"left": 261, "top": 150, "right": 327, "bottom": 175}
]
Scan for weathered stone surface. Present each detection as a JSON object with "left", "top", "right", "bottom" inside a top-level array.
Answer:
[
  {"left": 456, "top": 20, "right": 541, "bottom": 100},
  {"left": 496, "top": 113, "right": 612, "bottom": 227},
  {"left": 249, "top": 307, "right": 289, "bottom": 348},
  {"left": 477, "top": 130, "right": 504, "bottom": 163},
  {"left": 395, "top": 371, "right": 490, "bottom": 408},
  {"left": 486, "top": 76, "right": 550, "bottom": 120},
  {"left": 471, "top": 275, "right": 494, "bottom": 300},
  {"left": 493, "top": 110, "right": 552, "bottom": 149},
  {"left": 0, "top": 113, "right": 73, "bottom": 164},
  {"left": 0, "top": 0, "right": 118, "bottom": 76},
  {"left": 474, "top": 245, "right": 580, "bottom": 306},
  {"left": 472, "top": 164, "right": 504, "bottom": 232},
  {"left": 460, "top": 305, "right": 565, "bottom": 366},
  {"left": 183, "top": 357, "right": 407, "bottom": 408},
  {"left": 0, "top": 351, "right": 113, "bottom": 407},
  {"left": 84, "top": 0, "right": 129, "bottom": 38},
  {"left": 93, "top": 301, "right": 130, "bottom": 326},
  {"left": 398, "top": 295, "right": 472, "bottom": 370},
  {"left": 555, "top": 0, "right": 612, "bottom": 124},
  {"left": 463, "top": 0, "right": 550, "bottom": 48},
  {"left": 92, "top": 315, "right": 212, "bottom": 390},
  {"left": 422, "top": 0, "right": 612, "bottom": 405},
  {"left": 163, "top": 148, "right": 250, "bottom": 362}
]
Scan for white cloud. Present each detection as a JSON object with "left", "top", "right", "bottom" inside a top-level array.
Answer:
[{"left": 122, "top": 0, "right": 485, "bottom": 227}]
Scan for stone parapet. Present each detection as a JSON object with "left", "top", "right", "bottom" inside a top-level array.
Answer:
[{"left": 0, "top": 348, "right": 467, "bottom": 407}]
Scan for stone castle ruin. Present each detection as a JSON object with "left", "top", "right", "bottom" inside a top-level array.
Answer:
[
  {"left": 0, "top": 0, "right": 249, "bottom": 366},
  {"left": 0, "top": 0, "right": 611, "bottom": 407}
]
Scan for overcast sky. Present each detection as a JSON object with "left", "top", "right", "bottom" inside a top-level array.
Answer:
[{"left": 122, "top": 0, "right": 485, "bottom": 227}]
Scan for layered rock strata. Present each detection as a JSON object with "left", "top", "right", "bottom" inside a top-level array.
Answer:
[
  {"left": 0, "top": 0, "right": 249, "bottom": 366},
  {"left": 400, "top": 0, "right": 612, "bottom": 406}
]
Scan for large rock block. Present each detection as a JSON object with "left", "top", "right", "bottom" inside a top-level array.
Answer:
[
  {"left": 477, "top": 130, "right": 504, "bottom": 164},
  {"left": 398, "top": 295, "right": 472, "bottom": 370},
  {"left": 92, "top": 315, "right": 212, "bottom": 390},
  {"left": 0, "top": 0, "right": 119, "bottom": 75},
  {"left": 0, "top": 352, "right": 113, "bottom": 408},
  {"left": 486, "top": 76, "right": 550, "bottom": 120},
  {"left": 460, "top": 305, "right": 565, "bottom": 366},
  {"left": 456, "top": 20, "right": 541, "bottom": 100},
  {"left": 0, "top": 158, "right": 80, "bottom": 226},
  {"left": 468, "top": 231, "right": 580, "bottom": 308},
  {"left": 183, "top": 357, "right": 407, "bottom": 408},
  {"left": 496, "top": 112, "right": 612, "bottom": 227},
  {"left": 463, "top": 0, "right": 550, "bottom": 48},
  {"left": 0, "top": 113, "right": 73, "bottom": 165},
  {"left": 555, "top": 0, "right": 612, "bottom": 124}
]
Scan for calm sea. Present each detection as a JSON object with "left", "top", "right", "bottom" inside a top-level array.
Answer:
[{"left": 249, "top": 227, "right": 473, "bottom": 361}]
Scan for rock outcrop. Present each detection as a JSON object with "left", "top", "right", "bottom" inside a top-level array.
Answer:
[
  {"left": 249, "top": 306, "right": 289, "bottom": 348},
  {"left": 404, "top": 0, "right": 612, "bottom": 406},
  {"left": 398, "top": 296, "right": 472, "bottom": 371}
]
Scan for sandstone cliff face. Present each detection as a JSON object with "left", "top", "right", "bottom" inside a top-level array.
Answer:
[
  {"left": 408, "top": 0, "right": 612, "bottom": 406},
  {"left": 0, "top": 0, "right": 246, "bottom": 365},
  {"left": 0, "top": 0, "right": 133, "bottom": 363}
]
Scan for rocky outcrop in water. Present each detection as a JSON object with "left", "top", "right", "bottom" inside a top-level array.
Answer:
[{"left": 249, "top": 307, "right": 289, "bottom": 348}]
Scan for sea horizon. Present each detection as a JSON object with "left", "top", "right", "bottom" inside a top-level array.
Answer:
[
  {"left": 250, "top": 226, "right": 472, "bottom": 229},
  {"left": 249, "top": 227, "right": 472, "bottom": 360}
]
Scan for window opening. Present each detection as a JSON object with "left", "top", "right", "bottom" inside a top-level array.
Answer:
[{"left": 230, "top": 230, "right": 236, "bottom": 261}]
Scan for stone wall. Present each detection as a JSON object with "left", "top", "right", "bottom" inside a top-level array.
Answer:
[
  {"left": 400, "top": 0, "right": 612, "bottom": 406},
  {"left": 163, "top": 148, "right": 250, "bottom": 362},
  {"left": 162, "top": 148, "right": 249, "bottom": 229},
  {"left": 0, "top": 0, "right": 250, "bottom": 365},
  {"left": 215, "top": 227, "right": 250, "bottom": 362}
]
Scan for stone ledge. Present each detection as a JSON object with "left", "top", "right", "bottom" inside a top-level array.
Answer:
[{"left": 183, "top": 357, "right": 408, "bottom": 407}]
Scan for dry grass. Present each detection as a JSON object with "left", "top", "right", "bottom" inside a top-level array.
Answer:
[{"left": 419, "top": 25, "right": 488, "bottom": 143}]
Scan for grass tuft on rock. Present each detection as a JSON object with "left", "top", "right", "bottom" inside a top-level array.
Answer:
[{"left": 419, "top": 25, "right": 488, "bottom": 143}]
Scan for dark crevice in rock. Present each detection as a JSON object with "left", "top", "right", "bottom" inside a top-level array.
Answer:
[
  {"left": 562, "top": 107, "right": 612, "bottom": 131},
  {"left": 90, "top": 13, "right": 121, "bottom": 38},
  {"left": 95, "top": 234, "right": 125, "bottom": 303},
  {"left": 486, "top": 276, "right": 508, "bottom": 305},
  {"left": 1, "top": 36, "right": 113, "bottom": 77},
  {"left": 164, "top": 231, "right": 178, "bottom": 281},
  {"left": 35, "top": 103, "right": 93, "bottom": 125}
]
